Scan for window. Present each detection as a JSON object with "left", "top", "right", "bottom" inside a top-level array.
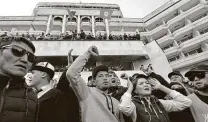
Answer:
[
  {"left": 54, "top": 17, "right": 63, "bottom": 22},
  {"left": 82, "top": 17, "right": 90, "bottom": 22},
  {"left": 191, "top": 12, "right": 207, "bottom": 22},
  {"left": 95, "top": 18, "right": 103, "bottom": 22},
  {"left": 168, "top": 55, "right": 180, "bottom": 63},
  {"left": 177, "top": 34, "right": 193, "bottom": 45},
  {"left": 184, "top": 47, "right": 203, "bottom": 57},
  {"left": 199, "top": 26, "right": 208, "bottom": 35},
  {"left": 162, "top": 43, "right": 173, "bottom": 51}
]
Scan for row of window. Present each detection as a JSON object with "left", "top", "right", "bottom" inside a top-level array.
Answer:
[
  {"left": 168, "top": 47, "right": 203, "bottom": 63},
  {"left": 162, "top": 25, "right": 208, "bottom": 51},
  {"left": 148, "top": 3, "right": 204, "bottom": 32}
]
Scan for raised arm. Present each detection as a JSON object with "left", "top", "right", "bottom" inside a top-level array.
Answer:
[
  {"left": 118, "top": 73, "right": 137, "bottom": 122},
  {"left": 66, "top": 46, "right": 99, "bottom": 101},
  {"left": 149, "top": 78, "right": 192, "bottom": 112}
]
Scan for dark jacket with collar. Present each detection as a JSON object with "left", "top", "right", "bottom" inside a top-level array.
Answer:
[
  {"left": 0, "top": 75, "right": 38, "bottom": 122},
  {"left": 38, "top": 88, "right": 69, "bottom": 122},
  {"left": 56, "top": 69, "right": 81, "bottom": 122}
]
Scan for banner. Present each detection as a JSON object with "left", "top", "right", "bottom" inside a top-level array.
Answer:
[
  {"left": 66, "top": 9, "right": 76, "bottom": 20},
  {"left": 100, "top": 9, "right": 113, "bottom": 20}
]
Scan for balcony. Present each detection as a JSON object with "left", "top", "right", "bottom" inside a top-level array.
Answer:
[
  {"left": 171, "top": 50, "right": 208, "bottom": 70},
  {"left": 173, "top": 15, "right": 208, "bottom": 37},
  {"left": 66, "top": 22, "right": 77, "bottom": 26},
  {"left": 180, "top": 32, "right": 208, "bottom": 52},
  {"left": 157, "top": 35, "right": 174, "bottom": 46},
  {"left": 164, "top": 46, "right": 179, "bottom": 57},
  {"left": 167, "top": 4, "right": 204, "bottom": 27},
  {"left": 32, "top": 41, "right": 148, "bottom": 57},
  {"left": 95, "top": 22, "right": 105, "bottom": 26},
  {"left": 81, "top": 22, "right": 91, "bottom": 26}
]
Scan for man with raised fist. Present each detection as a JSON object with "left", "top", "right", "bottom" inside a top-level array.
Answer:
[{"left": 66, "top": 46, "right": 124, "bottom": 122}]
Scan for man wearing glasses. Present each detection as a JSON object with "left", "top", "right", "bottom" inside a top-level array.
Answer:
[
  {"left": 0, "top": 37, "right": 38, "bottom": 122},
  {"left": 185, "top": 64, "right": 208, "bottom": 122}
]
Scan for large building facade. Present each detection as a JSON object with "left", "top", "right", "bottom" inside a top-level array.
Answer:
[{"left": 0, "top": 0, "right": 207, "bottom": 81}]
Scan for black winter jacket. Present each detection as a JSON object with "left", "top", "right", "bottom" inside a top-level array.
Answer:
[{"left": 0, "top": 75, "right": 38, "bottom": 122}]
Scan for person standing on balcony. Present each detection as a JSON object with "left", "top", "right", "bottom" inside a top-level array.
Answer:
[{"left": 66, "top": 46, "right": 125, "bottom": 122}]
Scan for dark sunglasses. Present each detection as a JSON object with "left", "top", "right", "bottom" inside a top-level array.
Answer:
[
  {"left": 187, "top": 72, "right": 206, "bottom": 81},
  {"left": 1, "top": 45, "right": 36, "bottom": 63}
]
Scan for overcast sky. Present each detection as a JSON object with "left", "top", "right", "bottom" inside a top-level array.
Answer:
[{"left": 0, "top": 0, "right": 170, "bottom": 18}]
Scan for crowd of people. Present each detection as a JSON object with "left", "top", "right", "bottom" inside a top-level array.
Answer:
[
  {"left": 0, "top": 36, "right": 207, "bottom": 122},
  {"left": 0, "top": 31, "right": 140, "bottom": 41}
]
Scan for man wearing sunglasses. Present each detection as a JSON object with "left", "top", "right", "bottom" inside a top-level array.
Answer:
[
  {"left": 185, "top": 64, "right": 208, "bottom": 122},
  {"left": 0, "top": 37, "right": 38, "bottom": 122}
]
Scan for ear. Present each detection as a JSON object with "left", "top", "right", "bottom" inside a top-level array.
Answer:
[{"left": 41, "top": 72, "right": 47, "bottom": 78}]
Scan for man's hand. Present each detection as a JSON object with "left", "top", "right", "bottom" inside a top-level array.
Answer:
[
  {"left": 66, "top": 49, "right": 73, "bottom": 69},
  {"left": 148, "top": 78, "right": 162, "bottom": 90},
  {"left": 68, "top": 49, "right": 73, "bottom": 64},
  {"left": 120, "top": 73, "right": 128, "bottom": 80},
  {"left": 87, "top": 46, "right": 99, "bottom": 57}
]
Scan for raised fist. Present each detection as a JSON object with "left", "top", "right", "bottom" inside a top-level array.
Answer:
[
  {"left": 87, "top": 46, "right": 99, "bottom": 56},
  {"left": 120, "top": 73, "right": 128, "bottom": 80}
]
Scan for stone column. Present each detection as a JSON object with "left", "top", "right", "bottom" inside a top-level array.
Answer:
[
  {"left": 62, "top": 15, "right": 67, "bottom": 34},
  {"left": 77, "top": 15, "right": 81, "bottom": 33},
  {"left": 46, "top": 15, "right": 53, "bottom": 34},
  {"left": 105, "top": 19, "right": 110, "bottom": 40},
  {"left": 91, "top": 15, "right": 95, "bottom": 37}
]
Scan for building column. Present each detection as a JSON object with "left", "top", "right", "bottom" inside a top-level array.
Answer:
[
  {"left": 193, "top": 29, "right": 200, "bottom": 37},
  {"left": 46, "top": 15, "right": 53, "bottom": 34},
  {"left": 180, "top": 52, "right": 186, "bottom": 59},
  {"left": 77, "top": 15, "right": 81, "bottom": 34},
  {"left": 62, "top": 15, "right": 67, "bottom": 34},
  {"left": 162, "top": 20, "right": 166, "bottom": 26},
  {"left": 91, "top": 15, "right": 95, "bottom": 37},
  {"left": 200, "top": 0, "right": 207, "bottom": 4},
  {"left": 105, "top": 19, "right": 110, "bottom": 40},
  {"left": 185, "top": 18, "right": 191, "bottom": 25},
  {"left": 167, "top": 29, "right": 172, "bottom": 36},
  {"left": 173, "top": 40, "right": 179, "bottom": 47},
  {"left": 178, "top": 9, "right": 183, "bottom": 14}
]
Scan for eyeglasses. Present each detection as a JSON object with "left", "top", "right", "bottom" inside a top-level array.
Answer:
[
  {"left": 187, "top": 72, "right": 206, "bottom": 81},
  {"left": 1, "top": 45, "right": 36, "bottom": 63}
]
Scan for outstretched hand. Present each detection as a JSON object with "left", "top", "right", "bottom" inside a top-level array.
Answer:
[{"left": 87, "top": 46, "right": 99, "bottom": 57}]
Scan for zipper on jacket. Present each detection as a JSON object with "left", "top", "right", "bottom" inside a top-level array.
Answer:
[{"left": 0, "top": 80, "right": 10, "bottom": 115}]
